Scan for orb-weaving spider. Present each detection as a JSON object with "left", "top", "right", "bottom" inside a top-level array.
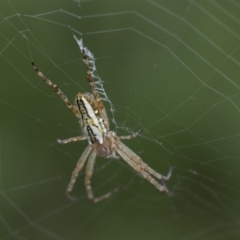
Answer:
[{"left": 32, "top": 40, "right": 171, "bottom": 203}]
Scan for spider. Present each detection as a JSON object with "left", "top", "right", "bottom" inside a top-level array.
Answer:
[{"left": 32, "top": 44, "right": 171, "bottom": 203}]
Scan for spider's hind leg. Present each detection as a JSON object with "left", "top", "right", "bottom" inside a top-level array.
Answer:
[{"left": 31, "top": 62, "right": 79, "bottom": 117}]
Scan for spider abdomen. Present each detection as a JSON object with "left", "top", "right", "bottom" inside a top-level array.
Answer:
[{"left": 75, "top": 93, "right": 107, "bottom": 144}]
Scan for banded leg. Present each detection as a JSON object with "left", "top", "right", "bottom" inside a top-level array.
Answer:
[
  {"left": 82, "top": 50, "right": 99, "bottom": 100},
  {"left": 118, "top": 129, "right": 143, "bottom": 140},
  {"left": 85, "top": 150, "right": 119, "bottom": 203},
  {"left": 116, "top": 146, "right": 169, "bottom": 194},
  {"left": 66, "top": 145, "right": 92, "bottom": 201},
  {"left": 82, "top": 50, "right": 105, "bottom": 106},
  {"left": 118, "top": 141, "right": 170, "bottom": 182},
  {"left": 57, "top": 136, "right": 87, "bottom": 145},
  {"left": 32, "top": 62, "right": 79, "bottom": 117},
  {"left": 81, "top": 50, "right": 110, "bottom": 129}
]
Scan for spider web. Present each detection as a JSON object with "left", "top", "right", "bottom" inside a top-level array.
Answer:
[{"left": 1, "top": 0, "right": 240, "bottom": 239}]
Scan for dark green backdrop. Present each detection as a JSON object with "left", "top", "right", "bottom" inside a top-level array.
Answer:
[{"left": 1, "top": 1, "right": 240, "bottom": 239}]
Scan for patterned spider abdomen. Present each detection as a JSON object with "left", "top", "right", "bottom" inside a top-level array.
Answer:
[{"left": 75, "top": 93, "right": 107, "bottom": 145}]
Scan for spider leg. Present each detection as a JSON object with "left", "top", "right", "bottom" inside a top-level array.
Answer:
[
  {"left": 85, "top": 150, "right": 119, "bottom": 203},
  {"left": 57, "top": 136, "right": 87, "bottom": 145},
  {"left": 118, "top": 141, "right": 170, "bottom": 181},
  {"left": 82, "top": 50, "right": 100, "bottom": 102},
  {"left": 32, "top": 62, "right": 79, "bottom": 117},
  {"left": 81, "top": 50, "right": 110, "bottom": 127},
  {"left": 118, "top": 129, "right": 143, "bottom": 140},
  {"left": 66, "top": 145, "right": 92, "bottom": 201},
  {"left": 116, "top": 146, "right": 169, "bottom": 194}
]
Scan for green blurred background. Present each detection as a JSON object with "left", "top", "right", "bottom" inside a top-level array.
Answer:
[{"left": 1, "top": 0, "right": 240, "bottom": 239}]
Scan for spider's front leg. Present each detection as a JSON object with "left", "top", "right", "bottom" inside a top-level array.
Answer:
[
  {"left": 65, "top": 145, "right": 92, "bottom": 201},
  {"left": 85, "top": 150, "right": 120, "bottom": 203}
]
